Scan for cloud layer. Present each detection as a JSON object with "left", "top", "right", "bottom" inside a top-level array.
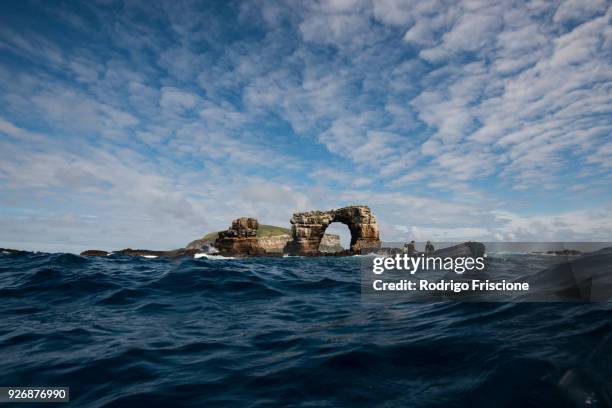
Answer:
[{"left": 0, "top": 0, "right": 610, "bottom": 252}]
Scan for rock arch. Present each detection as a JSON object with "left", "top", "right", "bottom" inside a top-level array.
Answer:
[{"left": 284, "top": 206, "right": 381, "bottom": 255}]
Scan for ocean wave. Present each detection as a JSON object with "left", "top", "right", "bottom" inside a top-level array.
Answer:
[
  {"left": 193, "top": 253, "right": 235, "bottom": 260},
  {"left": 0, "top": 251, "right": 610, "bottom": 407}
]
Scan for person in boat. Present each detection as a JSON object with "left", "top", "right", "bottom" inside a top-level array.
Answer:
[
  {"left": 425, "top": 241, "right": 435, "bottom": 256},
  {"left": 404, "top": 240, "right": 416, "bottom": 255}
]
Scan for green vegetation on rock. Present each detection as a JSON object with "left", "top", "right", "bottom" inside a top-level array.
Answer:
[
  {"left": 256, "top": 224, "right": 293, "bottom": 237},
  {"left": 201, "top": 224, "right": 292, "bottom": 241}
]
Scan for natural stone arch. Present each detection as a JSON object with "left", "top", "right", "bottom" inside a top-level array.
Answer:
[{"left": 284, "top": 205, "right": 381, "bottom": 255}]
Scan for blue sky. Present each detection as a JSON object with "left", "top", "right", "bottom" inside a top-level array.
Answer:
[{"left": 0, "top": 0, "right": 611, "bottom": 252}]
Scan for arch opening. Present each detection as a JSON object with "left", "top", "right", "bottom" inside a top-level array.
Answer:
[{"left": 318, "top": 222, "right": 350, "bottom": 253}]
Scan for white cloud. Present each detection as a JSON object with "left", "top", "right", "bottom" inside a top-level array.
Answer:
[
  {"left": 350, "top": 131, "right": 403, "bottom": 164},
  {"left": 0, "top": 117, "right": 45, "bottom": 142},
  {"left": 372, "top": 0, "right": 414, "bottom": 26},
  {"left": 160, "top": 86, "right": 199, "bottom": 111},
  {"left": 553, "top": 0, "right": 608, "bottom": 26}
]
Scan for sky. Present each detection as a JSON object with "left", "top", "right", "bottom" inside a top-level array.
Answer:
[{"left": 0, "top": 0, "right": 611, "bottom": 253}]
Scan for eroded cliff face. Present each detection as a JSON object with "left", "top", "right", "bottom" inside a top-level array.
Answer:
[
  {"left": 257, "top": 234, "right": 292, "bottom": 253},
  {"left": 214, "top": 217, "right": 265, "bottom": 257},
  {"left": 284, "top": 206, "right": 381, "bottom": 255},
  {"left": 258, "top": 233, "right": 342, "bottom": 253}
]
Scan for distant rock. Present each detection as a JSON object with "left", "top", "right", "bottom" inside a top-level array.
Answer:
[
  {"left": 115, "top": 248, "right": 198, "bottom": 258},
  {"left": 115, "top": 248, "right": 166, "bottom": 257},
  {"left": 80, "top": 248, "right": 199, "bottom": 258},
  {"left": 370, "top": 242, "right": 486, "bottom": 258},
  {"left": 433, "top": 242, "right": 486, "bottom": 258},
  {"left": 526, "top": 247, "right": 612, "bottom": 301},
  {"left": 545, "top": 249, "right": 582, "bottom": 256},
  {"left": 318, "top": 234, "right": 344, "bottom": 253},
  {"left": 80, "top": 250, "right": 109, "bottom": 257},
  {"left": 214, "top": 218, "right": 266, "bottom": 257},
  {"left": 0, "top": 248, "right": 26, "bottom": 254}
]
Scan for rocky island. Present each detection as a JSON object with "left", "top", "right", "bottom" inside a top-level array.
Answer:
[
  {"left": 186, "top": 223, "right": 342, "bottom": 254},
  {"left": 82, "top": 205, "right": 380, "bottom": 258},
  {"left": 78, "top": 204, "right": 485, "bottom": 259},
  {"left": 194, "top": 205, "right": 379, "bottom": 257}
]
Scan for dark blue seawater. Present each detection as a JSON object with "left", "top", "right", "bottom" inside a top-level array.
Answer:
[{"left": 1, "top": 251, "right": 611, "bottom": 407}]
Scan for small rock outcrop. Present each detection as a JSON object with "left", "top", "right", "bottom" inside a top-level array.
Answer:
[
  {"left": 433, "top": 242, "right": 486, "bottom": 258},
  {"left": 115, "top": 248, "right": 198, "bottom": 257},
  {"left": 370, "top": 241, "right": 486, "bottom": 258},
  {"left": 80, "top": 250, "right": 110, "bottom": 257},
  {"left": 1, "top": 248, "right": 26, "bottom": 254},
  {"left": 80, "top": 248, "right": 198, "bottom": 258},
  {"left": 214, "top": 217, "right": 265, "bottom": 257},
  {"left": 284, "top": 205, "right": 381, "bottom": 255},
  {"left": 545, "top": 249, "right": 582, "bottom": 256}
]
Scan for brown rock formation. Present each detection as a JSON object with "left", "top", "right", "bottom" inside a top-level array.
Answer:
[
  {"left": 214, "top": 217, "right": 265, "bottom": 257},
  {"left": 257, "top": 233, "right": 342, "bottom": 253},
  {"left": 257, "top": 234, "right": 292, "bottom": 253},
  {"left": 284, "top": 205, "right": 381, "bottom": 255}
]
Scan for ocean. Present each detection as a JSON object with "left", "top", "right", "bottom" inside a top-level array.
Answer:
[{"left": 1, "top": 251, "right": 610, "bottom": 407}]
